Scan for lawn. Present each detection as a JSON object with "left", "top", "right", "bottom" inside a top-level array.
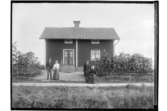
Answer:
[
  {"left": 12, "top": 85, "right": 154, "bottom": 108},
  {"left": 94, "top": 73, "right": 154, "bottom": 83},
  {"left": 12, "top": 71, "right": 154, "bottom": 83}
]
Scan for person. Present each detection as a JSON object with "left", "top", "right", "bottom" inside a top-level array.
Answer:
[
  {"left": 46, "top": 58, "right": 52, "bottom": 80},
  {"left": 52, "top": 60, "right": 60, "bottom": 80},
  {"left": 89, "top": 65, "right": 96, "bottom": 83},
  {"left": 83, "top": 60, "right": 91, "bottom": 83}
]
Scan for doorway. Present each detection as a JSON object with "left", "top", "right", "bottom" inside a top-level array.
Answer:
[{"left": 63, "top": 49, "right": 74, "bottom": 65}]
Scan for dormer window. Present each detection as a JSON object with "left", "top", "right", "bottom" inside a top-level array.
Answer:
[
  {"left": 91, "top": 40, "right": 100, "bottom": 44},
  {"left": 64, "top": 40, "right": 73, "bottom": 44}
]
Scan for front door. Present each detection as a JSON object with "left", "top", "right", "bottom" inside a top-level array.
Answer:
[{"left": 63, "top": 49, "right": 74, "bottom": 65}]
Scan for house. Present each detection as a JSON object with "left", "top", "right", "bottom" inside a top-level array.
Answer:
[{"left": 40, "top": 21, "right": 120, "bottom": 68}]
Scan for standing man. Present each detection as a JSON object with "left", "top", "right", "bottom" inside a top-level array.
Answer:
[{"left": 46, "top": 58, "right": 52, "bottom": 80}]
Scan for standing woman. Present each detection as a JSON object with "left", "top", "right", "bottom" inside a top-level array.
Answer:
[
  {"left": 83, "top": 60, "right": 91, "bottom": 83},
  {"left": 53, "top": 60, "right": 60, "bottom": 80},
  {"left": 89, "top": 65, "right": 96, "bottom": 83}
]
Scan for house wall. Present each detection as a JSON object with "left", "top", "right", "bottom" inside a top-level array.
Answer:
[
  {"left": 45, "top": 39, "right": 113, "bottom": 66},
  {"left": 45, "top": 39, "right": 75, "bottom": 65},
  {"left": 78, "top": 40, "right": 113, "bottom": 66}
]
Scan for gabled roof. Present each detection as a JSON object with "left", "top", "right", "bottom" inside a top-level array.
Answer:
[{"left": 40, "top": 27, "right": 120, "bottom": 40}]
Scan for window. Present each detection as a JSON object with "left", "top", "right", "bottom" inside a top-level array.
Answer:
[
  {"left": 63, "top": 49, "right": 74, "bottom": 65},
  {"left": 91, "top": 49, "right": 101, "bottom": 61},
  {"left": 91, "top": 40, "right": 100, "bottom": 44},
  {"left": 64, "top": 40, "right": 73, "bottom": 44}
]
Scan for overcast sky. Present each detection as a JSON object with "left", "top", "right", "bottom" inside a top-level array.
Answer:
[{"left": 13, "top": 3, "right": 154, "bottom": 65}]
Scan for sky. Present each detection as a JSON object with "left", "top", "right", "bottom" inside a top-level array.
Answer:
[{"left": 12, "top": 3, "right": 155, "bottom": 65}]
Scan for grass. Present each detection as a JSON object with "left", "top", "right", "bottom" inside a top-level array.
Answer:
[
  {"left": 12, "top": 72, "right": 154, "bottom": 83},
  {"left": 94, "top": 73, "right": 154, "bottom": 83},
  {"left": 12, "top": 72, "right": 42, "bottom": 82},
  {"left": 12, "top": 85, "right": 154, "bottom": 108}
]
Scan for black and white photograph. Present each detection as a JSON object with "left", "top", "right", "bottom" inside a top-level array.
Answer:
[{"left": 11, "top": 1, "right": 158, "bottom": 110}]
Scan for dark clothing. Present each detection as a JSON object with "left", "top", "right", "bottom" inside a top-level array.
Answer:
[
  {"left": 83, "top": 64, "right": 87, "bottom": 76},
  {"left": 46, "top": 62, "right": 52, "bottom": 70},
  {"left": 46, "top": 62, "right": 53, "bottom": 80},
  {"left": 89, "top": 69, "right": 96, "bottom": 75},
  {"left": 46, "top": 69, "right": 52, "bottom": 80},
  {"left": 83, "top": 63, "right": 91, "bottom": 82},
  {"left": 84, "top": 64, "right": 91, "bottom": 74},
  {"left": 84, "top": 63, "right": 96, "bottom": 83},
  {"left": 88, "top": 68, "right": 96, "bottom": 83}
]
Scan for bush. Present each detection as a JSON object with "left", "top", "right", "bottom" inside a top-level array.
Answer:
[
  {"left": 12, "top": 42, "right": 42, "bottom": 80},
  {"left": 87, "top": 53, "right": 153, "bottom": 77}
]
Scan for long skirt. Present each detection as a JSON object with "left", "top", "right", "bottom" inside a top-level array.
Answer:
[{"left": 53, "top": 69, "right": 59, "bottom": 80}]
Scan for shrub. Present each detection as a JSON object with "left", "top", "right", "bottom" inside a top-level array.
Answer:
[
  {"left": 89, "top": 53, "right": 153, "bottom": 77},
  {"left": 12, "top": 42, "right": 42, "bottom": 80}
]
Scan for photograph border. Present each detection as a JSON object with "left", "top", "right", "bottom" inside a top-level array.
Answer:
[{"left": 10, "top": 0, "right": 159, "bottom": 111}]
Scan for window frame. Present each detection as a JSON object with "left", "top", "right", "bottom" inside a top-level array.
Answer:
[{"left": 90, "top": 49, "right": 101, "bottom": 61}]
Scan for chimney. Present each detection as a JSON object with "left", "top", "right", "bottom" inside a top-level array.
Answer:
[{"left": 73, "top": 20, "right": 80, "bottom": 28}]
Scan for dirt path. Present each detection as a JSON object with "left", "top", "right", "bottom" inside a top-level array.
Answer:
[
  {"left": 12, "top": 82, "right": 153, "bottom": 87},
  {"left": 33, "top": 70, "right": 85, "bottom": 82},
  {"left": 60, "top": 72, "right": 85, "bottom": 82},
  {"left": 33, "top": 70, "right": 47, "bottom": 80}
]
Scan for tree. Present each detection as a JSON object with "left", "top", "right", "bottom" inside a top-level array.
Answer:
[
  {"left": 12, "top": 42, "right": 42, "bottom": 78},
  {"left": 12, "top": 42, "right": 21, "bottom": 75}
]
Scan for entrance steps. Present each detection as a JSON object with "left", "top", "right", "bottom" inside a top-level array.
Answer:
[
  {"left": 58, "top": 65, "right": 85, "bottom": 82},
  {"left": 59, "top": 72, "right": 85, "bottom": 82}
]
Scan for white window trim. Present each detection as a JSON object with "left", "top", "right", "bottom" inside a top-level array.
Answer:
[
  {"left": 63, "top": 49, "right": 74, "bottom": 65},
  {"left": 64, "top": 40, "right": 73, "bottom": 44},
  {"left": 91, "top": 40, "right": 100, "bottom": 44}
]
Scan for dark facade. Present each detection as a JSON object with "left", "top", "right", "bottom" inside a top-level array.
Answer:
[
  {"left": 77, "top": 40, "right": 113, "bottom": 66},
  {"left": 40, "top": 21, "right": 120, "bottom": 67},
  {"left": 45, "top": 39, "right": 114, "bottom": 67},
  {"left": 45, "top": 39, "right": 75, "bottom": 65}
]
